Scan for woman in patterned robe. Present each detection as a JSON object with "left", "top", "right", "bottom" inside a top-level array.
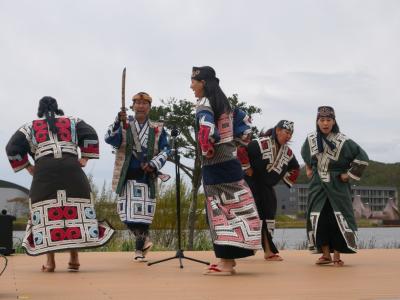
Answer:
[
  {"left": 190, "top": 66, "right": 261, "bottom": 275},
  {"left": 301, "top": 106, "right": 369, "bottom": 266},
  {"left": 5, "top": 97, "right": 114, "bottom": 272},
  {"left": 246, "top": 120, "right": 299, "bottom": 261}
]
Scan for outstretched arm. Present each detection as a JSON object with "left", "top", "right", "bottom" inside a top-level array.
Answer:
[
  {"left": 148, "top": 127, "right": 170, "bottom": 171},
  {"left": 104, "top": 113, "right": 126, "bottom": 148}
]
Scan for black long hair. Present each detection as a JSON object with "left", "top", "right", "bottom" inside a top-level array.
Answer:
[
  {"left": 260, "top": 128, "right": 274, "bottom": 138},
  {"left": 203, "top": 78, "right": 231, "bottom": 124},
  {"left": 37, "top": 96, "right": 64, "bottom": 133}
]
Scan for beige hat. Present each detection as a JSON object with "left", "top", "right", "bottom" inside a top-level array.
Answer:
[{"left": 132, "top": 92, "right": 152, "bottom": 103}]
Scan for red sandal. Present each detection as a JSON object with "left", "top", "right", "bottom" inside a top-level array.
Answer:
[
  {"left": 333, "top": 259, "right": 344, "bottom": 267},
  {"left": 315, "top": 256, "right": 333, "bottom": 265},
  {"left": 203, "top": 265, "right": 235, "bottom": 276}
]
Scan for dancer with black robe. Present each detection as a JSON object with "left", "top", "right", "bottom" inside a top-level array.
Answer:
[
  {"left": 6, "top": 96, "right": 114, "bottom": 272},
  {"left": 246, "top": 120, "right": 299, "bottom": 261}
]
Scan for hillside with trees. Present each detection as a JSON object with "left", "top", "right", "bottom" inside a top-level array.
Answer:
[{"left": 296, "top": 161, "right": 400, "bottom": 192}]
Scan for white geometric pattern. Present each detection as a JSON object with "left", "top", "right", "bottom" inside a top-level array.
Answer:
[
  {"left": 22, "top": 190, "right": 113, "bottom": 256},
  {"left": 257, "top": 137, "right": 294, "bottom": 174},
  {"left": 134, "top": 120, "right": 149, "bottom": 148},
  {"left": 334, "top": 211, "right": 358, "bottom": 252},
  {"left": 308, "top": 210, "right": 357, "bottom": 252},
  {"left": 307, "top": 132, "right": 348, "bottom": 182},
  {"left": 18, "top": 117, "right": 87, "bottom": 160},
  {"left": 117, "top": 180, "right": 156, "bottom": 224},
  {"left": 206, "top": 181, "right": 261, "bottom": 250}
]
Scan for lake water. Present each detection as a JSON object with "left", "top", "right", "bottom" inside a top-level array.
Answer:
[
  {"left": 13, "top": 227, "right": 400, "bottom": 249},
  {"left": 272, "top": 227, "right": 400, "bottom": 249}
]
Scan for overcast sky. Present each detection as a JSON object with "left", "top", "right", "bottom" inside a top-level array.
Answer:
[{"left": 1, "top": 0, "right": 399, "bottom": 189}]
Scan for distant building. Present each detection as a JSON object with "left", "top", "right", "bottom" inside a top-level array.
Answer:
[
  {"left": 275, "top": 183, "right": 398, "bottom": 216},
  {"left": 276, "top": 183, "right": 309, "bottom": 215},
  {"left": 0, "top": 180, "right": 29, "bottom": 218},
  {"left": 274, "top": 184, "right": 301, "bottom": 215},
  {"left": 351, "top": 186, "right": 397, "bottom": 212}
]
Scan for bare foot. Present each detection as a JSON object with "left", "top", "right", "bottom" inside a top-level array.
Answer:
[
  {"left": 41, "top": 264, "right": 55, "bottom": 272},
  {"left": 219, "top": 259, "right": 236, "bottom": 273},
  {"left": 68, "top": 251, "right": 80, "bottom": 271},
  {"left": 68, "top": 262, "right": 80, "bottom": 271},
  {"left": 264, "top": 253, "right": 284, "bottom": 261},
  {"left": 204, "top": 266, "right": 235, "bottom": 275},
  {"left": 42, "top": 253, "right": 55, "bottom": 272}
]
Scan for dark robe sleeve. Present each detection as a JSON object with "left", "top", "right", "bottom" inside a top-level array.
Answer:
[
  {"left": 301, "top": 138, "right": 312, "bottom": 167},
  {"left": 283, "top": 154, "right": 300, "bottom": 187},
  {"left": 346, "top": 139, "right": 369, "bottom": 181},
  {"left": 76, "top": 119, "right": 99, "bottom": 159},
  {"left": 6, "top": 129, "right": 32, "bottom": 172}
]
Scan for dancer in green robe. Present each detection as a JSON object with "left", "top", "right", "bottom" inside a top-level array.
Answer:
[{"left": 301, "top": 106, "right": 369, "bottom": 267}]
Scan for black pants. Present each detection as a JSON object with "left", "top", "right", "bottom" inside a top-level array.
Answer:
[
  {"left": 213, "top": 244, "right": 255, "bottom": 259},
  {"left": 126, "top": 223, "right": 149, "bottom": 251},
  {"left": 316, "top": 200, "right": 348, "bottom": 253},
  {"left": 245, "top": 176, "right": 278, "bottom": 254},
  {"left": 261, "top": 221, "right": 279, "bottom": 254}
]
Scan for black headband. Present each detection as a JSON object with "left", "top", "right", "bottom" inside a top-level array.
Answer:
[
  {"left": 276, "top": 120, "right": 294, "bottom": 133},
  {"left": 317, "top": 106, "right": 335, "bottom": 119},
  {"left": 191, "top": 66, "right": 217, "bottom": 81}
]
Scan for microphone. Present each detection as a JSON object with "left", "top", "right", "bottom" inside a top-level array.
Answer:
[{"left": 171, "top": 125, "right": 180, "bottom": 138}]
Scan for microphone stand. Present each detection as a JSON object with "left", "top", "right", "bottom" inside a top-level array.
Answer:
[{"left": 148, "top": 126, "right": 209, "bottom": 268}]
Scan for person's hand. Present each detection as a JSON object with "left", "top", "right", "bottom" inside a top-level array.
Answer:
[
  {"left": 79, "top": 157, "right": 89, "bottom": 167},
  {"left": 305, "top": 165, "right": 313, "bottom": 179},
  {"left": 118, "top": 110, "right": 127, "bottom": 123},
  {"left": 245, "top": 167, "right": 253, "bottom": 177},
  {"left": 241, "top": 133, "right": 251, "bottom": 144},
  {"left": 26, "top": 165, "right": 35, "bottom": 176},
  {"left": 205, "top": 147, "right": 215, "bottom": 159},
  {"left": 340, "top": 173, "right": 349, "bottom": 182},
  {"left": 141, "top": 163, "right": 155, "bottom": 173}
]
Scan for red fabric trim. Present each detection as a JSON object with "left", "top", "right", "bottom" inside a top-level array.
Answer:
[
  {"left": 287, "top": 168, "right": 300, "bottom": 183},
  {"left": 261, "top": 139, "right": 269, "bottom": 150},
  {"left": 80, "top": 143, "right": 99, "bottom": 154},
  {"left": 237, "top": 145, "right": 250, "bottom": 165},
  {"left": 10, "top": 154, "right": 28, "bottom": 169},
  {"left": 198, "top": 125, "right": 213, "bottom": 155}
]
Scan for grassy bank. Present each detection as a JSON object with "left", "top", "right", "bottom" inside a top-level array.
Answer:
[{"left": 276, "top": 215, "right": 381, "bottom": 228}]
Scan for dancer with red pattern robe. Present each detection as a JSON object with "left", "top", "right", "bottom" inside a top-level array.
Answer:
[
  {"left": 191, "top": 66, "right": 261, "bottom": 275},
  {"left": 6, "top": 96, "right": 114, "bottom": 272}
]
